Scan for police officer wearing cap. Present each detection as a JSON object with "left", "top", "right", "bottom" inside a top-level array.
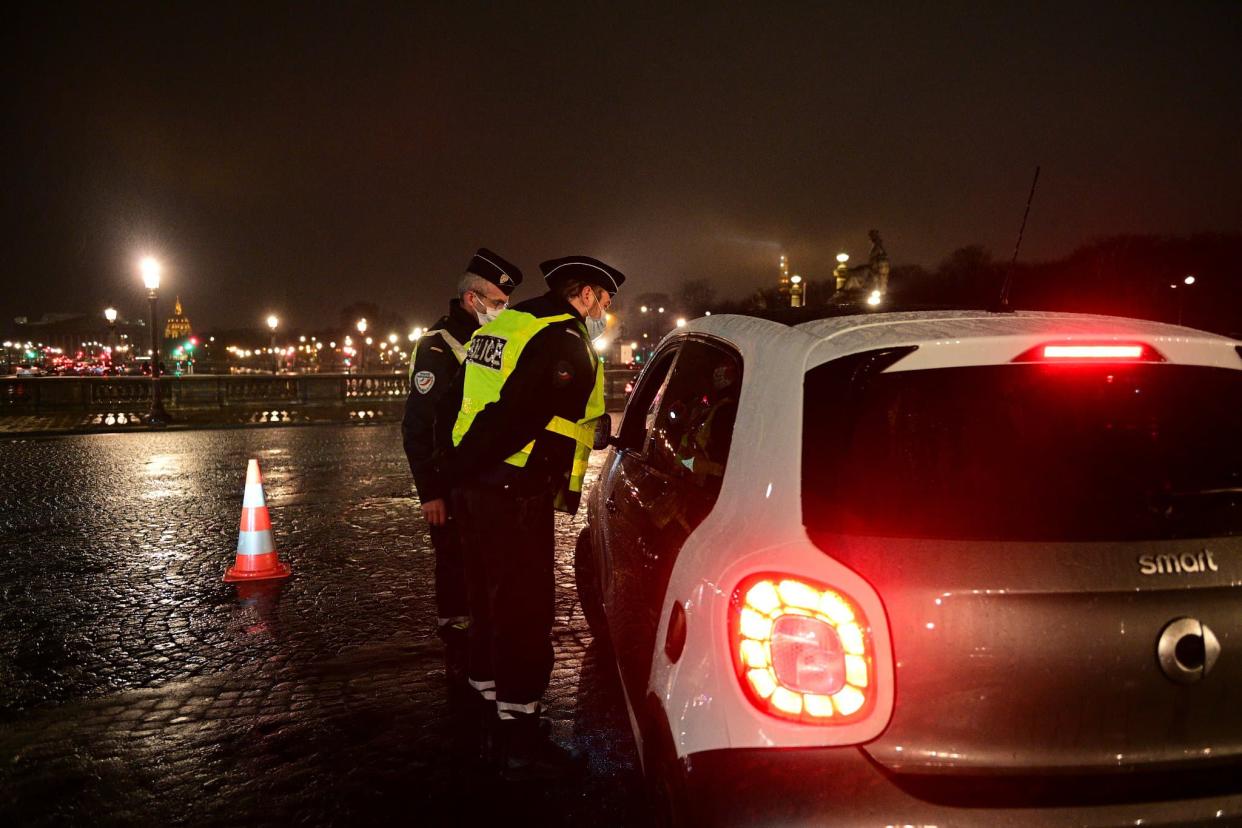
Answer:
[
  {"left": 401, "top": 247, "right": 522, "bottom": 687},
  {"left": 437, "top": 255, "right": 623, "bottom": 781}
]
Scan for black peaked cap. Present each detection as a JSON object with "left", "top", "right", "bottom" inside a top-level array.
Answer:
[
  {"left": 467, "top": 248, "right": 523, "bottom": 295},
  {"left": 539, "top": 256, "right": 626, "bottom": 293}
]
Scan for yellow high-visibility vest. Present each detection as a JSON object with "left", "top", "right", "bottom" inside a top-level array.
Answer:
[{"left": 452, "top": 308, "right": 605, "bottom": 512}]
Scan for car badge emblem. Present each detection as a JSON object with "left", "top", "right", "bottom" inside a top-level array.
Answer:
[
  {"left": 1156, "top": 617, "right": 1220, "bottom": 684},
  {"left": 1138, "top": 549, "right": 1219, "bottom": 576}
]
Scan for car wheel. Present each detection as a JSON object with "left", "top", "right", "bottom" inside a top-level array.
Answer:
[{"left": 574, "top": 526, "right": 610, "bottom": 645}]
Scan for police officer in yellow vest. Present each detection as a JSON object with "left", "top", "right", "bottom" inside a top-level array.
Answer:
[
  {"left": 401, "top": 248, "right": 522, "bottom": 687},
  {"left": 438, "top": 255, "right": 622, "bottom": 781}
]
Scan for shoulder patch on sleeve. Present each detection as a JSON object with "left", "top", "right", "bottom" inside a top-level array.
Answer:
[
  {"left": 552, "top": 359, "right": 575, "bottom": 387},
  {"left": 414, "top": 370, "right": 436, "bottom": 394}
]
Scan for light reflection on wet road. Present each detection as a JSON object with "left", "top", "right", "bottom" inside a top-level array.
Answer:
[{"left": 0, "top": 424, "right": 646, "bottom": 826}]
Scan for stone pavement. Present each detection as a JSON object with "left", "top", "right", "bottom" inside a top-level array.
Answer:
[{"left": 0, "top": 424, "right": 648, "bottom": 826}]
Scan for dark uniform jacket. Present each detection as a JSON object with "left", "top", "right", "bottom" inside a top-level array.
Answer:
[
  {"left": 437, "top": 292, "right": 598, "bottom": 493},
  {"left": 402, "top": 299, "right": 478, "bottom": 503}
]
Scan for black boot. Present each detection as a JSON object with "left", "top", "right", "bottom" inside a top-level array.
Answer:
[{"left": 497, "top": 713, "right": 585, "bottom": 783}]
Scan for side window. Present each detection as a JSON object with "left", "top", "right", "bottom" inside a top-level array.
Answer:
[
  {"left": 616, "top": 347, "right": 678, "bottom": 451},
  {"left": 645, "top": 340, "right": 743, "bottom": 491}
]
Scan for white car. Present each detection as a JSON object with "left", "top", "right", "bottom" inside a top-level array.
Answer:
[{"left": 576, "top": 310, "right": 1242, "bottom": 826}]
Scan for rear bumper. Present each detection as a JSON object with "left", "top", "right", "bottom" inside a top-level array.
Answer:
[{"left": 679, "top": 746, "right": 1242, "bottom": 827}]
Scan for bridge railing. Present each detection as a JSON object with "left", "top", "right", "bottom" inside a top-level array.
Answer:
[{"left": 0, "top": 368, "right": 639, "bottom": 418}]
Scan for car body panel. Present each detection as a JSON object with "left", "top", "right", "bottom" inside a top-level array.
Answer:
[
  {"left": 821, "top": 533, "right": 1242, "bottom": 774},
  {"left": 678, "top": 746, "right": 1242, "bottom": 827},
  {"left": 585, "top": 309, "right": 1242, "bottom": 817}
]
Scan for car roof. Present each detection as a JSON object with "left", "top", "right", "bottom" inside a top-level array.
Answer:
[{"left": 677, "top": 310, "right": 1241, "bottom": 372}]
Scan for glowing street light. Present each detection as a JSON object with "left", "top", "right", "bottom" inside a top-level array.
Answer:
[
  {"left": 1175, "top": 275, "right": 1197, "bottom": 324},
  {"left": 266, "top": 315, "right": 280, "bottom": 373},
  {"left": 675, "top": 317, "right": 687, "bottom": 328},
  {"left": 103, "top": 307, "right": 118, "bottom": 366},
  {"left": 140, "top": 257, "right": 162, "bottom": 291},
  {"left": 354, "top": 319, "right": 369, "bottom": 372},
  {"left": 867, "top": 290, "right": 883, "bottom": 307},
  {"left": 137, "top": 256, "right": 169, "bottom": 425},
  {"left": 836, "top": 253, "right": 850, "bottom": 264}
]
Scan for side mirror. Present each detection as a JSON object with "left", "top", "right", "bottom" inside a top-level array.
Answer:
[{"left": 592, "top": 415, "right": 614, "bottom": 450}]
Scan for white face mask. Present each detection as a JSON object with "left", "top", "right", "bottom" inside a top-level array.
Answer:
[{"left": 472, "top": 292, "right": 504, "bottom": 326}]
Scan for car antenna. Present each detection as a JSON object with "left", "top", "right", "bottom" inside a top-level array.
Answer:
[{"left": 992, "top": 164, "right": 1041, "bottom": 313}]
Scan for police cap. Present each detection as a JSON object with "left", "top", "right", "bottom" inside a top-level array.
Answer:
[
  {"left": 467, "top": 248, "right": 523, "bottom": 296},
  {"left": 540, "top": 256, "right": 626, "bottom": 294}
]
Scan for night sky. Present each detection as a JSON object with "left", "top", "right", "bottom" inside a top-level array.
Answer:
[{"left": 7, "top": 2, "right": 1241, "bottom": 332}]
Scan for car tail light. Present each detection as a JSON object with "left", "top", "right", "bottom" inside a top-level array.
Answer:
[
  {"left": 1012, "top": 341, "right": 1165, "bottom": 363},
  {"left": 731, "top": 575, "right": 874, "bottom": 724}
]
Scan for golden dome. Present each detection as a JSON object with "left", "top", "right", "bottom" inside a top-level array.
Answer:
[{"left": 165, "top": 296, "right": 192, "bottom": 339}]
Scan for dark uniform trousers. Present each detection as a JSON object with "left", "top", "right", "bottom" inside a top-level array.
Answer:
[
  {"left": 429, "top": 521, "right": 468, "bottom": 622},
  {"left": 456, "top": 481, "right": 556, "bottom": 708}
]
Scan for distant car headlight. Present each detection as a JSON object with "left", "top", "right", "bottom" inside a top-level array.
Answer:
[{"left": 731, "top": 575, "right": 874, "bottom": 723}]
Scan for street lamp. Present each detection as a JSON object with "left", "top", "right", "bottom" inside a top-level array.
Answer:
[
  {"left": 266, "top": 315, "right": 280, "bottom": 372},
  {"left": 139, "top": 257, "right": 170, "bottom": 425},
  {"left": 790, "top": 274, "right": 804, "bottom": 308},
  {"left": 1174, "top": 275, "right": 1197, "bottom": 325},
  {"left": 834, "top": 252, "right": 850, "bottom": 291},
  {"left": 356, "top": 319, "right": 368, "bottom": 371},
  {"left": 103, "top": 307, "right": 118, "bottom": 369}
]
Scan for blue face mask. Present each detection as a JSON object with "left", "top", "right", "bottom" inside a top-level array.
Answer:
[{"left": 585, "top": 291, "right": 608, "bottom": 339}]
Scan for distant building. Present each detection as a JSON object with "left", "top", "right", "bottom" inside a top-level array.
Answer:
[
  {"left": 11, "top": 312, "right": 145, "bottom": 355},
  {"left": 164, "top": 297, "right": 192, "bottom": 339}
]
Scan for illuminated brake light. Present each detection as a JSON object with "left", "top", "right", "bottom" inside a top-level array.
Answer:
[
  {"left": 1044, "top": 345, "right": 1143, "bottom": 359},
  {"left": 732, "top": 575, "right": 874, "bottom": 724},
  {"left": 1013, "top": 341, "right": 1164, "bottom": 363}
]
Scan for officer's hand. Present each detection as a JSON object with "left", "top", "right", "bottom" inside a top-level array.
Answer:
[{"left": 422, "top": 498, "right": 448, "bottom": 527}]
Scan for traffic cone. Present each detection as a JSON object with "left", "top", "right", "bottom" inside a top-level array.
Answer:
[{"left": 224, "top": 458, "right": 291, "bottom": 582}]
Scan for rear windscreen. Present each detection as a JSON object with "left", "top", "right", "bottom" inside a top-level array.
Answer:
[{"left": 802, "top": 355, "right": 1242, "bottom": 541}]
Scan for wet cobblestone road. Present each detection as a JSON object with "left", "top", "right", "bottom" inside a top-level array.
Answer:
[{"left": 0, "top": 424, "right": 647, "bottom": 826}]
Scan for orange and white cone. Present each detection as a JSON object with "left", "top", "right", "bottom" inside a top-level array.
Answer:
[{"left": 224, "top": 459, "right": 291, "bottom": 582}]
